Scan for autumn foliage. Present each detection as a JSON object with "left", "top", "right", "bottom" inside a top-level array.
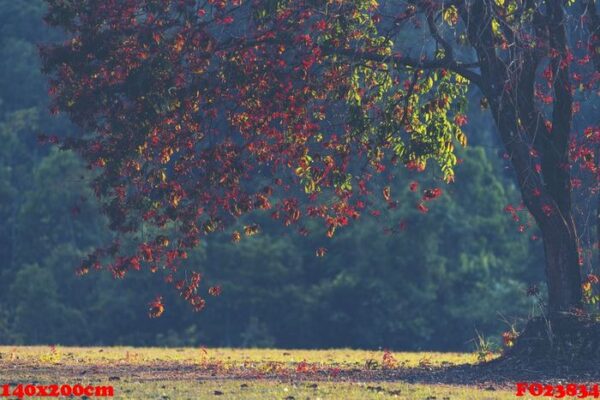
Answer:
[{"left": 41, "top": 0, "right": 600, "bottom": 317}]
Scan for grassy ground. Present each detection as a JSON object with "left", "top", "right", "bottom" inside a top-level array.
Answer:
[{"left": 0, "top": 346, "right": 546, "bottom": 399}]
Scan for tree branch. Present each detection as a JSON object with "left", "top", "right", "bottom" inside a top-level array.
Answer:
[{"left": 321, "top": 45, "right": 483, "bottom": 86}]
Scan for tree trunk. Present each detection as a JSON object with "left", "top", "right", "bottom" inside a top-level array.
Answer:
[
  {"left": 462, "top": 0, "right": 583, "bottom": 317},
  {"left": 540, "top": 214, "right": 583, "bottom": 313},
  {"left": 491, "top": 101, "right": 584, "bottom": 315},
  {"left": 485, "top": 87, "right": 583, "bottom": 314}
]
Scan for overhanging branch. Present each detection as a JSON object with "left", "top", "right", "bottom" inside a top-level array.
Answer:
[{"left": 321, "top": 45, "right": 483, "bottom": 86}]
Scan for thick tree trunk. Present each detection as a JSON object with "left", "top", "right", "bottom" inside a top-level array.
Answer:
[
  {"left": 462, "top": 0, "right": 583, "bottom": 316},
  {"left": 491, "top": 102, "right": 584, "bottom": 315},
  {"left": 485, "top": 89, "right": 582, "bottom": 314},
  {"left": 540, "top": 214, "right": 583, "bottom": 313}
]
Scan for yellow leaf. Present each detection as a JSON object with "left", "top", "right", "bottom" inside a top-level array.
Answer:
[{"left": 443, "top": 6, "right": 459, "bottom": 26}]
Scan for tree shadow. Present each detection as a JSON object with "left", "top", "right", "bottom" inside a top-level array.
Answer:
[{"left": 383, "top": 359, "right": 600, "bottom": 388}]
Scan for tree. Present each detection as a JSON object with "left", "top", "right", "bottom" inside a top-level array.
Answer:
[
  {"left": 41, "top": 1, "right": 599, "bottom": 339},
  {"left": 1, "top": 0, "right": 540, "bottom": 349}
]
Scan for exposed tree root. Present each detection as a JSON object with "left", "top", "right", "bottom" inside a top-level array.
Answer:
[{"left": 497, "top": 314, "right": 600, "bottom": 371}]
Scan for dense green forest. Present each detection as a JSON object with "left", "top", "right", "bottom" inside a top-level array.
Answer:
[{"left": 0, "top": 0, "right": 547, "bottom": 350}]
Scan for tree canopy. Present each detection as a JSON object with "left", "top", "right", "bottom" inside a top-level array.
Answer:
[
  {"left": 40, "top": 0, "right": 600, "bottom": 316},
  {"left": 0, "top": 0, "right": 574, "bottom": 349}
]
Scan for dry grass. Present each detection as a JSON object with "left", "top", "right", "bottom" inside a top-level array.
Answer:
[{"left": 0, "top": 346, "right": 528, "bottom": 399}]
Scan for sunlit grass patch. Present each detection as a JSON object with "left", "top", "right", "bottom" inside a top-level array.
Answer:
[
  {"left": 0, "top": 346, "right": 481, "bottom": 367},
  {"left": 103, "top": 379, "right": 519, "bottom": 400},
  {"left": 0, "top": 346, "right": 519, "bottom": 399}
]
